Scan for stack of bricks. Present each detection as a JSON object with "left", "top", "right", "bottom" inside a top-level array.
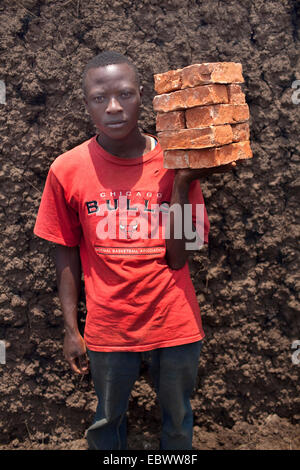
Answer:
[{"left": 153, "top": 62, "right": 252, "bottom": 169}]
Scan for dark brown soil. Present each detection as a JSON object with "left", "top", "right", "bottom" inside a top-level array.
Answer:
[{"left": 0, "top": 0, "right": 299, "bottom": 450}]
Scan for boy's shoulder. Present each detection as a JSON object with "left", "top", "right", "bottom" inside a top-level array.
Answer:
[{"left": 50, "top": 137, "right": 93, "bottom": 176}]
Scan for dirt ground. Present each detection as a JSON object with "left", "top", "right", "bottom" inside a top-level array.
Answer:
[{"left": 0, "top": 0, "right": 299, "bottom": 451}]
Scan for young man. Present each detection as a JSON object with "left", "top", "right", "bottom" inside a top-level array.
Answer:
[{"left": 34, "top": 51, "right": 236, "bottom": 450}]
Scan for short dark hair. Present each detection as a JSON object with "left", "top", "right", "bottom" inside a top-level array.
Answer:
[{"left": 82, "top": 50, "right": 140, "bottom": 96}]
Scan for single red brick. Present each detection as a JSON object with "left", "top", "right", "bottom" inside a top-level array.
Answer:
[
  {"left": 185, "top": 105, "right": 219, "bottom": 128},
  {"left": 153, "top": 84, "right": 229, "bottom": 113},
  {"left": 227, "top": 84, "right": 246, "bottom": 104},
  {"left": 232, "top": 104, "right": 249, "bottom": 122},
  {"left": 216, "top": 140, "right": 252, "bottom": 165},
  {"left": 163, "top": 150, "right": 189, "bottom": 169},
  {"left": 185, "top": 104, "right": 249, "bottom": 128},
  {"left": 231, "top": 122, "right": 250, "bottom": 142},
  {"left": 154, "top": 68, "right": 183, "bottom": 94},
  {"left": 156, "top": 111, "right": 185, "bottom": 132},
  {"left": 153, "top": 90, "right": 184, "bottom": 113},
  {"left": 234, "top": 140, "right": 252, "bottom": 161},
  {"left": 182, "top": 62, "right": 244, "bottom": 89},
  {"left": 164, "top": 149, "right": 218, "bottom": 169},
  {"left": 185, "top": 84, "right": 229, "bottom": 109},
  {"left": 158, "top": 125, "right": 233, "bottom": 150},
  {"left": 188, "top": 141, "right": 253, "bottom": 168}
]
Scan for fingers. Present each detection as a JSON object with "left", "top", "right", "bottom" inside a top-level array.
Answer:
[
  {"left": 78, "top": 354, "right": 89, "bottom": 374},
  {"left": 174, "top": 161, "right": 238, "bottom": 183},
  {"left": 68, "top": 354, "right": 89, "bottom": 375},
  {"left": 68, "top": 356, "right": 82, "bottom": 374},
  {"left": 191, "top": 161, "right": 237, "bottom": 177},
  {"left": 213, "top": 161, "right": 237, "bottom": 173},
  {"left": 63, "top": 332, "right": 89, "bottom": 375}
]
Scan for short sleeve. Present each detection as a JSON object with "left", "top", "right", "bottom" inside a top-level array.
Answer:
[
  {"left": 33, "top": 167, "right": 82, "bottom": 246},
  {"left": 188, "top": 179, "right": 210, "bottom": 246}
]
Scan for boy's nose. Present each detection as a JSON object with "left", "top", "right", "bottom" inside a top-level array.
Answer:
[{"left": 106, "top": 97, "right": 123, "bottom": 113}]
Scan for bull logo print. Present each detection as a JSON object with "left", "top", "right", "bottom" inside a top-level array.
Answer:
[{"left": 119, "top": 220, "right": 139, "bottom": 236}]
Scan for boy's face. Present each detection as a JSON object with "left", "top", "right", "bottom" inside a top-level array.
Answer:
[{"left": 84, "top": 63, "right": 143, "bottom": 140}]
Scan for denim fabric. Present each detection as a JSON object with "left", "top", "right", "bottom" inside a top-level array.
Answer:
[{"left": 86, "top": 340, "right": 203, "bottom": 450}]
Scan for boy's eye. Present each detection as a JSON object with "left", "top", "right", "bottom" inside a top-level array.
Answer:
[
  {"left": 94, "top": 95, "right": 105, "bottom": 103},
  {"left": 121, "top": 91, "right": 131, "bottom": 98}
]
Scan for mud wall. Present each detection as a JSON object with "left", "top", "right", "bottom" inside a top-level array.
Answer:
[{"left": 0, "top": 0, "right": 299, "bottom": 447}]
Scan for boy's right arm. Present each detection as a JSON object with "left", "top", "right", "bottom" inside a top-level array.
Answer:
[{"left": 55, "top": 245, "right": 89, "bottom": 375}]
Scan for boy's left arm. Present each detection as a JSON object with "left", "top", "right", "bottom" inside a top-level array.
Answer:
[{"left": 165, "top": 161, "right": 237, "bottom": 270}]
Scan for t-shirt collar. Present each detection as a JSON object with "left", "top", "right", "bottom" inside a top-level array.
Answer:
[{"left": 91, "top": 134, "right": 160, "bottom": 166}]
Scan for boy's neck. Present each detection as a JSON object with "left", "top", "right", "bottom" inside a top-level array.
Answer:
[{"left": 96, "top": 127, "right": 150, "bottom": 159}]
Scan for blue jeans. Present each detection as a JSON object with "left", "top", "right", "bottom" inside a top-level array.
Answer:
[{"left": 86, "top": 340, "right": 203, "bottom": 450}]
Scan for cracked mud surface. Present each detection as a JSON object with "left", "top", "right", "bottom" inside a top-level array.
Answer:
[{"left": 0, "top": 0, "right": 299, "bottom": 450}]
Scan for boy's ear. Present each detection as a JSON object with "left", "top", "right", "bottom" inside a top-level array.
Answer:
[{"left": 139, "top": 85, "right": 144, "bottom": 98}]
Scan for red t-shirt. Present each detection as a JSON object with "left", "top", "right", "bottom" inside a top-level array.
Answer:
[{"left": 34, "top": 135, "right": 210, "bottom": 352}]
